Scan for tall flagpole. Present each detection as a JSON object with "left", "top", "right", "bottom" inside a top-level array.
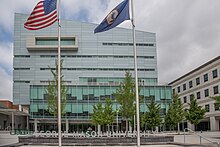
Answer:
[
  {"left": 130, "top": 0, "right": 140, "bottom": 146},
  {"left": 57, "top": 0, "right": 62, "bottom": 146}
]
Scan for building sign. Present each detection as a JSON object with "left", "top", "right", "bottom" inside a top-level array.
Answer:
[{"left": 11, "top": 130, "right": 153, "bottom": 138}]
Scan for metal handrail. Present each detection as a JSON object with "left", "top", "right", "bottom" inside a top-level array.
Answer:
[{"left": 184, "top": 128, "right": 219, "bottom": 147}]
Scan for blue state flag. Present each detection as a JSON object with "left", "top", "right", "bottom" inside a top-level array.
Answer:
[{"left": 94, "top": 0, "right": 130, "bottom": 33}]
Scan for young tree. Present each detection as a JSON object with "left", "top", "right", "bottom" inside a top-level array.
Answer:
[
  {"left": 115, "top": 71, "right": 136, "bottom": 133},
  {"left": 91, "top": 101, "right": 105, "bottom": 127},
  {"left": 46, "top": 59, "right": 67, "bottom": 117},
  {"left": 165, "top": 93, "right": 184, "bottom": 133},
  {"left": 210, "top": 95, "right": 220, "bottom": 110},
  {"left": 165, "top": 105, "right": 176, "bottom": 130},
  {"left": 142, "top": 99, "right": 162, "bottom": 131},
  {"left": 91, "top": 98, "right": 115, "bottom": 132},
  {"left": 185, "top": 95, "right": 206, "bottom": 131},
  {"left": 103, "top": 98, "right": 115, "bottom": 132}
]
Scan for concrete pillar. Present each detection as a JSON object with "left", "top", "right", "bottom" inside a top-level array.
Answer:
[
  {"left": 11, "top": 112, "right": 14, "bottom": 131},
  {"left": 155, "top": 126, "right": 159, "bottom": 133},
  {"left": 34, "top": 119, "right": 37, "bottom": 132},
  {"left": 98, "top": 125, "right": 101, "bottom": 135},
  {"left": 65, "top": 119, "right": 69, "bottom": 132},
  {"left": 210, "top": 116, "right": 218, "bottom": 131}
]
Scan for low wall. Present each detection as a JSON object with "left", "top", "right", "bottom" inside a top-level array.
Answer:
[
  {"left": 0, "top": 131, "right": 18, "bottom": 147},
  {"left": 19, "top": 136, "right": 174, "bottom": 146}
]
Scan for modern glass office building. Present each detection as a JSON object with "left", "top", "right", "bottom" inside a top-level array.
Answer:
[{"left": 13, "top": 13, "right": 172, "bottom": 132}]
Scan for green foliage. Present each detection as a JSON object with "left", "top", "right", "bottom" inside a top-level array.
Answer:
[
  {"left": 46, "top": 59, "right": 67, "bottom": 117},
  {"left": 165, "top": 105, "right": 176, "bottom": 129},
  {"left": 91, "top": 101, "right": 105, "bottom": 125},
  {"left": 103, "top": 98, "right": 115, "bottom": 125},
  {"left": 210, "top": 95, "right": 220, "bottom": 110},
  {"left": 185, "top": 95, "right": 206, "bottom": 126},
  {"left": 142, "top": 99, "right": 162, "bottom": 130},
  {"left": 115, "top": 71, "right": 136, "bottom": 118},
  {"left": 91, "top": 98, "right": 115, "bottom": 126},
  {"left": 115, "top": 71, "right": 136, "bottom": 132},
  {"left": 165, "top": 93, "right": 185, "bottom": 129}
]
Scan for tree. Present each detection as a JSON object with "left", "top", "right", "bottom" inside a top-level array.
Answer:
[
  {"left": 165, "top": 93, "right": 184, "bottom": 133},
  {"left": 210, "top": 95, "right": 220, "bottom": 111},
  {"left": 103, "top": 98, "right": 115, "bottom": 132},
  {"left": 185, "top": 95, "right": 206, "bottom": 130},
  {"left": 142, "top": 99, "right": 162, "bottom": 131},
  {"left": 115, "top": 71, "right": 136, "bottom": 133},
  {"left": 91, "top": 98, "right": 115, "bottom": 132},
  {"left": 46, "top": 59, "right": 67, "bottom": 117},
  {"left": 165, "top": 105, "right": 176, "bottom": 130},
  {"left": 91, "top": 101, "right": 105, "bottom": 126}
]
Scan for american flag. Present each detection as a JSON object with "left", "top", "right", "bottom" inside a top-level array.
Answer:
[{"left": 24, "top": 0, "right": 57, "bottom": 30}]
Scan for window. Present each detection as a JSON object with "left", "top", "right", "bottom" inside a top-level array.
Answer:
[
  {"left": 205, "top": 104, "right": 210, "bottom": 112},
  {"left": 204, "top": 89, "right": 209, "bottom": 97},
  {"left": 212, "top": 69, "right": 218, "bottom": 79},
  {"left": 36, "top": 38, "right": 75, "bottom": 46},
  {"left": 215, "top": 103, "right": 219, "bottom": 111},
  {"left": 196, "top": 91, "right": 201, "bottom": 99},
  {"left": 102, "top": 42, "right": 155, "bottom": 47},
  {"left": 183, "top": 96, "right": 187, "bottom": 103},
  {"left": 190, "top": 94, "right": 194, "bottom": 102},
  {"left": 213, "top": 86, "right": 219, "bottom": 95},
  {"left": 14, "top": 68, "right": 30, "bottom": 70},
  {"left": 189, "top": 81, "right": 193, "bottom": 88},
  {"left": 204, "top": 73, "right": 208, "bottom": 82},
  {"left": 196, "top": 77, "right": 200, "bottom": 85},
  {"left": 172, "top": 89, "right": 175, "bottom": 94},
  {"left": 183, "top": 84, "right": 186, "bottom": 91},
  {"left": 177, "top": 86, "right": 181, "bottom": 93}
]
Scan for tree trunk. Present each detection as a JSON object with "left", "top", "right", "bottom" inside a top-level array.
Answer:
[
  {"left": 107, "top": 124, "right": 110, "bottom": 132},
  {"left": 126, "top": 118, "right": 128, "bottom": 136},
  {"left": 177, "top": 122, "right": 180, "bottom": 134}
]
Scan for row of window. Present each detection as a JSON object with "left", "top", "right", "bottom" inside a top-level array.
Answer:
[
  {"left": 175, "top": 69, "right": 218, "bottom": 93},
  {"left": 14, "top": 68, "right": 155, "bottom": 71},
  {"left": 14, "top": 55, "right": 155, "bottom": 59},
  {"left": 14, "top": 55, "right": 30, "bottom": 58},
  {"left": 102, "top": 42, "right": 155, "bottom": 47},
  {"left": 182, "top": 85, "right": 219, "bottom": 103},
  {"left": 39, "top": 68, "right": 155, "bottom": 71},
  {"left": 14, "top": 68, "right": 30, "bottom": 70},
  {"left": 36, "top": 38, "right": 76, "bottom": 46}
]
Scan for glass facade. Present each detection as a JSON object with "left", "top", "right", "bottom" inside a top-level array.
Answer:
[
  {"left": 14, "top": 13, "right": 172, "bottom": 132},
  {"left": 29, "top": 84, "right": 171, "bottom": 119}
]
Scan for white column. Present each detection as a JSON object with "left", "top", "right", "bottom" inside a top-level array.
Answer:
[
  {"left": 210, "top": 116, "right": 218, "bottom": 131},
  {"left": 34, "top": 119, "right": 37, "bottom": 132},
  {"left": 98, "top": 125, "right": 101, "bottom": 135},
  {"left": 11, "top": 112, "right": 14, "bottom": 131},
  {"left": 65, "top": 119, "right": 69, "bottom": 132}
]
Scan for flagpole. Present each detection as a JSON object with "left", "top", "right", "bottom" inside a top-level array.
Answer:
[
  {"left": 130, "top": 0, "right": 140, "bottom": 146},
  {"left": 57, "top": 0, "right": 62, "bottom": 146}
]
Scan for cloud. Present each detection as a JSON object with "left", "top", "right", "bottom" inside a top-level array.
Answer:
[
  {"left": 0, "top": 43, "right": 13, "bottom": 75},
  {"left": 0, "top": 67, "right": 12, "bottom": 101},
  {"left": 0, "top": 0, "right": 220, "bottom": 101},
  {"left": 0, "top": 43, "right": 13, "bottom": 101},
  {"left": 129, "top": 0, "right": 220, "bottom": 84}
]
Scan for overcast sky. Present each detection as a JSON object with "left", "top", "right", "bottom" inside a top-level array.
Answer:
[{"left": 0, "top": 0, "right": 219, "bottom": 101}]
